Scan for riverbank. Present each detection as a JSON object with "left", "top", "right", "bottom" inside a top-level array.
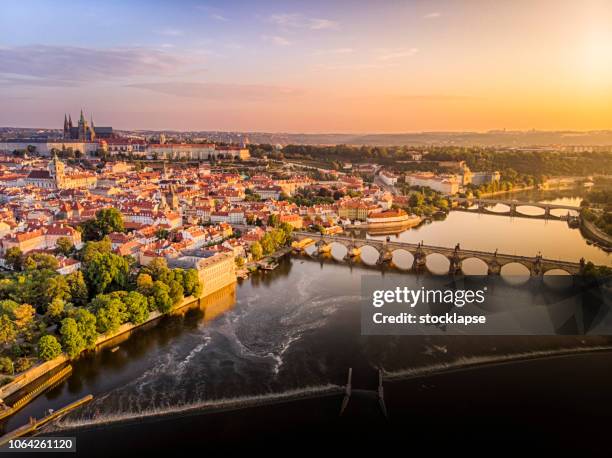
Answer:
[
  {"left": 580, "top": 217, "right": 612, "bottom": 248},
  {"left": 0, "top": 288, "right": 230, "bottom": 403}
]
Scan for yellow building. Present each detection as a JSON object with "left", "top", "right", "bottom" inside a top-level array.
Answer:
[{"left": 338, "top": 200, "right": 377, "bottom": 221}]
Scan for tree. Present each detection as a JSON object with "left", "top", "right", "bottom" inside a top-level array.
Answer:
[
  {"left": 182, "top": 269, "right": 201, "bottom": 297},
  {"left": 74, "top": 309, "right": 98, "bottom": 349},
  {"left": 56, "top": 237, "right": 74, "bottom": 256},
  {"left": 267, "top": 214, "right": 280, "bottom": 227},
  {"left": 4, "top": 247, "right": 23, "bottom": 271},
  {"left": 60, "top": 318, "right": 85, "bottom": 358},
  {"left": 142, "top": 258, "right": 172, "bottom": 284},
  {"left": 46, "top": 298, "right": 65, "bottom": 321},
  {"left": 408, "top": 192, "right": 425, "bottom": 208},
  {"left": 38, "top": 335, "right": 62, "bottom": 361},
  {"left": 80, "top": 208, "right": 125, "bottom": 241},
  {"left": 85, "top": 252, "right": 129, "bottom": 295},
  {"left": 24, "top": 253, "right": 59, "bottom": 271},
  {"left": 250, "top": 241, "right": 263, "bottom": 261},
  {"left": 12, "top": 303, "right": 35, "bottom": 329},
  {"left": 91, "top": 294, "right": 127, "bottom": 335},
  {"left": 81, "top": 238, "right": 112, "bottom": 263},
  {"left": 40, "top": 275, "right": 70, "bottom": 307},
  {"left": 0, "top": 315, "right": 16, "bottom": 345},
  {"left": 66, "top": 271, "right": 89, "bottom": 306},
  {"left": 168, "top": 280, "right": 184, "bottom": 305},
  {"left": 124, "top": 291, "right": 149, "bottom": 325},
  {"left": 151, "top": 281, "right": 173, "bottom": 313},
  {"left": 136, "top": 273, "right": 154, "bottom": 296}
]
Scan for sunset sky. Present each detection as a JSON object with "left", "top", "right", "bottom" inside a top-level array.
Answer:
[{"left": 1, "top": 0, "right": 611, "bottom": 132}]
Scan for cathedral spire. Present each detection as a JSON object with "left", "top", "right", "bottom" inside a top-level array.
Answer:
[{"left": 80, "top": 109, "right": 85, "bottom": 124}]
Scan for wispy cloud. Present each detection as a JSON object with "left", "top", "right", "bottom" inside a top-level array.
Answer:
[
  {"left": 268, "top": 13, "right": 338, "bottom": 30},
  {"left": 128, "top": 82, "right": 304, "bottom": 100},
  {"left": 309, "top": 18, "right": 339, "bottom": 30},
  {"left": 211, "top": 13, "right": 228, "bottom": 22},
  {"left": 158, "top": 27, "right": 184, "bottom": 37},
  {"left": 377, "top": 47, "right": 419, "bottom": 61},
  {"left": 262, "top": 35, "right": 292, "bottom": 46},
  {"left": 313, "top": 47, "right": 354, "bottom": 55},
  {"left": 424, "top": 12, "right": 441, "bottom": 19},
  {"left": 0, "top": 45, "right": 188, "bottom": 86}
]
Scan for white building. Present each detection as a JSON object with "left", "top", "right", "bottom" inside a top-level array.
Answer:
[{"left": 406, "top": 173, "right": 460, "bottom": 195}]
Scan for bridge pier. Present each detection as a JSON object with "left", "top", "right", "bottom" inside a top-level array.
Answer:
[
  {"left": 448, "top": 256, "right": 462, "bottom": 275},
  {"left": 487, "top": 260, "right": 501, "bottom": 275},
  {"left": 412, "top": 246, "right": 427, "bottom": 271}
]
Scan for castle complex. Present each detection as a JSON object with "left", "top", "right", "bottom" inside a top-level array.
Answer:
[{"left": 63, "top": 110, "right": 113, "bottom": 141}]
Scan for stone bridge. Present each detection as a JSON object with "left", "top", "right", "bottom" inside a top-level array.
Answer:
[
  {"left": 450, "top": 197, "right": 580, "bottom": 220},
  {"left": 292, "top": 232, "right": 586, "bottom": 276}
]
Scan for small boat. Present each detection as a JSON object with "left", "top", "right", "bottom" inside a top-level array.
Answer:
[{"left": 110, "top": 346, "right": 120, "bottom": 353}]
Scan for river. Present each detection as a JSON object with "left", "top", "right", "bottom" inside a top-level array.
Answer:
[{"left": 2, "top": 187, "right": 611, "bottom": 448}]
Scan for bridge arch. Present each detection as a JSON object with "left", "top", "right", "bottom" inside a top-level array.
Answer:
[
  {"left": 461, "top": 257, "right": 489, "bottom": 275},
  {"left": 500, "top": 262, "right": 531, "bottom": 284},
  {"left": 543, "top": 269, "right": 573, "bottom": 289},
  {"left": 359, "top": 245, "right": 380, "bottom": 265},
  {"left": 425, "top": 253, "right": 451, "bottom": 274},
  {"left": 485, "top": 203, "right": 512, "bottom": 214},
  {"left": 391, "top": 249, "right": 414, "bottom": 270},
  {"left": 329, "top": 242, "right": 348, "bottom": 261},
  {"left": 515, "top": 205, "right": 545, "bottom": 217}
]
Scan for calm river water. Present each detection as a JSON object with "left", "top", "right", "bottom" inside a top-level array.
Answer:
[{"left": 2, "top": 187, "right": 610, "bottom": 444}]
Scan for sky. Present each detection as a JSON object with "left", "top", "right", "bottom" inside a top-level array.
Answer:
[{"left": 1, "top": 0, "right": 611, "bottom": 133}]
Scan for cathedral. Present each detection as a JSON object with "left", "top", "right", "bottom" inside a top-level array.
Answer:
[{"left": 63, "top": 110, "right": 114, "bottom": 141}]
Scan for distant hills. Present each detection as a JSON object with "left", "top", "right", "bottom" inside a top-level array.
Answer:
[{"left": 2, "top": 127, "right": 612, "bottom": 147}]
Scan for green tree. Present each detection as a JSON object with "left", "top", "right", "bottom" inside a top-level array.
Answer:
[
  {"left": 168, "top": 280, "right": 184, "bottom": 305},
  {"left": 60, "top": 318, "right": 85, "bottom": 358},
  {"left": 81, "top": 238, "right": 112, "bottom": 263},
  {"left": 80, "top": 208, "right": 125, "bottom": 241},
  {"left": 182, "top": 269, "right": 201, "bottom": 297},
  {"left": 251, "top": 241, "right": 263, "bottom": 261},
  {"left": 74, "top": 308, "right": 98, "bottom": 349},
  {"left": 0, "top": 356, "right": 14, "bottom": 374},
  {"left": 46, "top": 297, "right": 65, "bottom": 321},
  {"left": 408, "top": 192, "right": 425, "bottom": 208},
  {"left": 66, "top": 271, "right": 89, "bottom": 306},
  {"left": 24, "top": 253, "right": 59, "bottom": 271},
  {"left": 124, "top": 291, "right": 149, "bottom": 325},
  {"left": 0, "top": 315, "right": 16, "bottom": 345},
  {"left": 4, "top": 247, "right": 23, "bottom": 271},
  {"left": 38, "top": 335, "right": 62, "bottom": 361},
  {"left": 85, "top": 252, "right": 129, "bottom": 295},
  {"left": 151, "top": 281, "right": 173, "bottom": 313},
  {"left": 267, "top": 214, "right": 281, "bottom": 227},
  {"left": 56, "top": 237, "right": 75, "bottom": 256},
  {"left": 136, "top": 273, "right": 154, "bottom": 296},
  {"left": 91, "top": 294, "right": 127, "bottom": 335},
  {"left": 40, "top": 275, "right": 70, "bottom": 307}
]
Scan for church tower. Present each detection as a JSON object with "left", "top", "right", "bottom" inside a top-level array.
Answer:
[
  {"left": 63, "top": 114, "right": 69, "bottom": 139},
  {"left": 48, "top": 153, "right": 66, "bottom": 189}
]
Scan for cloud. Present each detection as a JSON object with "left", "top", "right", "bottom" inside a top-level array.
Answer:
[
  {"left": 309, "top": 18, "right": 339, "bottom": 30},
  {"left": 268, "top": 13, "right": 338, "bottom": 30},
  {"left": 263, "top": 35, "right": 292, "bottom": 46},
  {"left": 377, "top": 47, "right": 419, "bottom": 60},
  {"left": 313, "top": 47, "right": 354, "bottom": 55},
  {"left": 211, "top": 13, "right": 228, "bottom": 22},
  {"left": 0, "top": 45, "right": 188, "bottom": 86},
  {"left": 158, "top": 27, "right": 184, "bottom": 36},
  {"left": 424, "top": 12, "right": 441, "bottom": 19},
  {"left": 128, "top": 82, "right": 304, "bottom": 101}
]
